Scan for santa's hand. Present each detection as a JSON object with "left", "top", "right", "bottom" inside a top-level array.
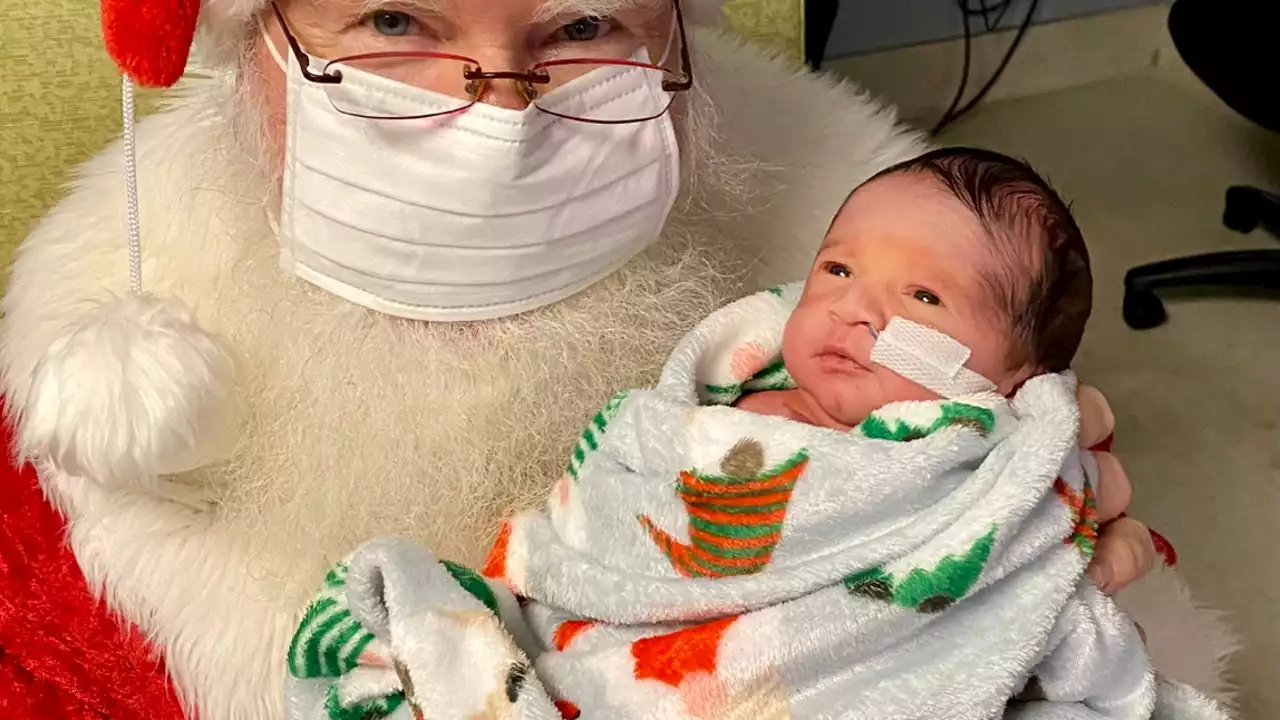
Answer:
[{"left": 1077, "top": 384, "right": 1158, "bottom": 595}]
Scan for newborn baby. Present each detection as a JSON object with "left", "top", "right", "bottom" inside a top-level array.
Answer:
[
  {"left": 737, "top": 146, "right": 1090, "bottom": 428},
  {"left": 286, "top": 150, "right": 1227, "bottom": 720}
]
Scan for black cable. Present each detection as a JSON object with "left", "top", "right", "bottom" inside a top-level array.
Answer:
[
  {"left": 951, "top": 0, "right": 1039, "bottom": 119},
  {"left": 931, "top": 0, "right": 1040, "bottom": 135},
  {"left": 960, "top": 0, "right": 1011, "bottom": 31},
  {"left": 976, "top": 1, "right": 994, "bottom": 31},
  {"left": 932, "top": 4, "right": 973, "bottom": 134},
  {"left": 984, "top": 0, "right": 1015, "bottom": 31}
]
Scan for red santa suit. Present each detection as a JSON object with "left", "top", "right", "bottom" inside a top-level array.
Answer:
[{"left": 0, "top": 419, "right": 183, "bottom": 718}]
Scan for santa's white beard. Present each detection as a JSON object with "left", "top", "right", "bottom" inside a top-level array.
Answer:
[{"left": 192, "top": 69, "right": 760, "bottom": 587}]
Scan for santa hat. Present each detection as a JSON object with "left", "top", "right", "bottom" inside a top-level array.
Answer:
[{"left": 101, "top": 0, "right": 202, "bottom": 88}]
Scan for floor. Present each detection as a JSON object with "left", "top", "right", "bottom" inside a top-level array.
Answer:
[{"left": 858, "top": 72, "right": 1278, "bottom": 716}]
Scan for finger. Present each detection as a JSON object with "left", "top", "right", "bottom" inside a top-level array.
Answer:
[
  {"left": 1087, "top": 517, "right": 1157, "bottom": 595},
  {"left": 1077, "top": 384, "right": 1115, "bottom": 449},
  {"left": 1090, "top": 451, "right": 1131, "bottom": 523}
]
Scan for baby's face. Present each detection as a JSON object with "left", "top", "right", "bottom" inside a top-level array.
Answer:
[{"left": 783, "top": 173, "right": 1034, "bottom": 428}]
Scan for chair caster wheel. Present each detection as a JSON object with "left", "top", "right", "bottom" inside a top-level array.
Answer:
[
  {"left": 1223, "top": 186, "right": 1260, "bottom": 233},
  {"left": 1123, "top": 290, "right": 1166, "bottom": 330}
]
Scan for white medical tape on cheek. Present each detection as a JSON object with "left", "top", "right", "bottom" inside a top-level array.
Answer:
[{"left": 869, "top": 317, "right": 998, "bottom": 398}]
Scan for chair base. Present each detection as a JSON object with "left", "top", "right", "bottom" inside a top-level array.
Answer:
[
  {"left": 1222, "top": 185, "right": 1280, "bottom": 234},
  {"left": 1122, "top": 186, "right": 1280, "bottom": 330}
]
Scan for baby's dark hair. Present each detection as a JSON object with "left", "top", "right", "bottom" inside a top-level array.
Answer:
[{"left": 864, "top": 146, "right": 1092, "bottom": 372}]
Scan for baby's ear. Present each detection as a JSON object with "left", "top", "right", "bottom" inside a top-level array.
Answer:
[{"left": 998, "top": 362, "right": 1043, "bottom": 397}]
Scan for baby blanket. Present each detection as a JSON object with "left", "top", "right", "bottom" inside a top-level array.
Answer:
[{"left": 285, "top": 285, "right": 1229, "bottom": 720}]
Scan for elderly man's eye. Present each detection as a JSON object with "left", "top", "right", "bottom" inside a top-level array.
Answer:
[
  {"left": 557, "top": 16, "right": 614, "bottom": 42},
  {"left": 368, "top": 11, "right": 416, "bottom": 37},
  {"left": 913, "top": 289, "right": 942, "bottom": 306},
  {"left": 822, "top": 262, "right": 852, "bottom": 278}
]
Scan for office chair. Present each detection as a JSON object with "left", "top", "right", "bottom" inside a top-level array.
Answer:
[
  {"left": 805, "top": 0, "right": 838, "bottom": 69},
  {"left": 1121, "top": 0, "right": 1280, "bottom": 329}
]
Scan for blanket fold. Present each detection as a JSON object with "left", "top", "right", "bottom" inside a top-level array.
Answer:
[{"left": 285, "top": 285, "right": 1230, "bottom": 720}]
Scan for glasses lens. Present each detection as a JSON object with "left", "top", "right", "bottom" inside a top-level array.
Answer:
[
  {"left": 533, "top": 62, "right": 675, "bottom": 123},
  {"left": 322, "top": 54, "right": 478, "bottom": 119}
]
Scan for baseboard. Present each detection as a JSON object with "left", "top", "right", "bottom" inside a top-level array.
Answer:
[{"left": 824, "top": 5, "right": 1179, "bottom": 128}]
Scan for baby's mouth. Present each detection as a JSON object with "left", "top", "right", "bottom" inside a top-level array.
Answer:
[{"left": 815, "top": 344, "right": 870, "bottom": 374}]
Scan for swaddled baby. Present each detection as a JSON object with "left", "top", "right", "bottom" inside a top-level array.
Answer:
[
  {"left": 286, "top": 150, "right": 1226, "bottom": 720},
  {"left": 738, "top": 145, "right": 1090, "bottom": 429}
]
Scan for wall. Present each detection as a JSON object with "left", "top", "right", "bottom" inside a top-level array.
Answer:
[
  {"left": 826, "top": 0, "right": 1167, "bottom": 59},
  {"left": 0, "top": 0, "right": 165, "bottom": 293},
  {"left": 823, "top": 5, "right": 1181, "bottom": 126}
]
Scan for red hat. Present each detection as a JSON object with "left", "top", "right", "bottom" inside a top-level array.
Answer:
[{"left": 101, "top": 0, "right": 204, "bottom": 88}]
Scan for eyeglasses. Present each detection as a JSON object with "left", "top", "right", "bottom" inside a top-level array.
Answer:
[{"left": 270, "top": 1, "right": 694, "bottom": 124}]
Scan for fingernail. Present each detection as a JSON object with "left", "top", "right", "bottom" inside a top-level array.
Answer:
[{"left": 1089, "top": 562, "right": 1113, "bottom": 591}]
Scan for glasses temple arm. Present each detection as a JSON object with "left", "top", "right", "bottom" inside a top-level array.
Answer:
[
  {"left": 665, "top": 0, "right": 695, "bottom": 92},
  {"left": 270, "top": 1, "right": 342, "bottom": 84}
]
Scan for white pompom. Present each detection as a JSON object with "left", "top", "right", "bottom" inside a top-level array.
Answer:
[{"left": 20, "top": 293, "right": 237, "bottom": 488}]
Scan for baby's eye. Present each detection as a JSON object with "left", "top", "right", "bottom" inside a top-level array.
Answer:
[
  {"left": 366, "top": 11, "right": 417, "bottom": 37},
  {"left": 822, "top": 262, "right": 852, "bottom": 278},
  {"left": 912, "top": 289, "right": 942, "bottom": 306}
]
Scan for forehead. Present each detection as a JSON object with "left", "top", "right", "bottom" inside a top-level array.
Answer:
[
  {"left": 334, "top": 0, "right": 668, "bottom": 22},
  {"left": 823, "top": 173, "right": 987, "bottom": 252},
  {"left": 537, "top": 0, "right": 665, "bottom": 17}
]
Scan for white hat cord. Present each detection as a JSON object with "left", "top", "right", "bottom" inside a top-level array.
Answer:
[
  {"left": 14, "top": 72, "right": 238, "bottom": 491},
  {"left": 123, "top": 74, "right": 143, "bottom": 295}
]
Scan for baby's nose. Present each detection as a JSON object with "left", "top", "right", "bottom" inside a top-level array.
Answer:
[{"left": 829, "top": 292, "right": 885, "bottom": 332}]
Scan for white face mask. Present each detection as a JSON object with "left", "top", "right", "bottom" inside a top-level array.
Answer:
[{"left": 267, "top": 38, "right": 681, "bottom": 322}]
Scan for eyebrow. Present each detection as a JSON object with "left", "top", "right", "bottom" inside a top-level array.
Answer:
[
  {"left": 536, "top": 0, "right": 661, "bottom": 21},
  {"left": 355, "top": 0, "right": 445, "bottom": 18},
  {"left": 817, "top": 232, "right": 849, "bottom": 253}
]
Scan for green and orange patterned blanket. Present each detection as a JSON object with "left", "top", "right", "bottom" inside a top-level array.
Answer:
[{"left": 285, "top": 286, "right": 1226, "bottom": 720}]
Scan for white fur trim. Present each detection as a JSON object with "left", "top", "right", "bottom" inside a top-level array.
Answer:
[
  {"left": 19, "top": 293, "right": 236, "bottom": 489},
  {"left": 1115, "top": 564, "right": 1242, "bottom": 710},
  {"left": 199, "top": 0, "right": 264, "bottom": 31},
  {"left": 190, "top": 0, "right": 267, "bottom": 70},
  {"left": 685, "top": 0, "right": 727, "bottom": 26}
]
